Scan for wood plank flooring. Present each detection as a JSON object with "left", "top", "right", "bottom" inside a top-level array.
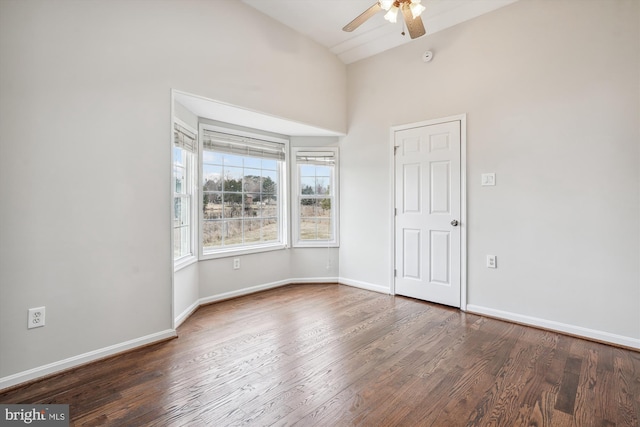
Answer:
[{"left": 1, "top": 284, "right": 639, "bottom": 426}]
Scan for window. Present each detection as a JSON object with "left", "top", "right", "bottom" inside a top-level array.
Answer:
[
  {"left": 200, "top": 126, "right": 287, "bottom": 256},
  {"left": 173, "top": 121, "right": 197, "bottom": 267},
  {"left": 292, "top": 147, "right": 339, "bottom": 247}
]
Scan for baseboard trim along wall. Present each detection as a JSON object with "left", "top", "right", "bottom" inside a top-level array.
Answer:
[
  {"left": 338, "top": 277, "right": 391, "bottom": 295},
  {"left": 1, "top": 279, "right": 345, "bottom": 391},
  {"left": 5, "top": 284, "right": 637, "bottom": 392},
  {"left": 466, "top": 304, "right": 640, "bottom": 351},
  {"left": 198, "top": 276, "right": 340, "bottom": 307},
  {"left": 0, "top": 329, "right": 177, "bottom": 392},
  {"left": 174, "top": 300, "right": 200, "bottom": 328},
  {"left": 198, "top": 279, "right": 291, "bottom": 307}
]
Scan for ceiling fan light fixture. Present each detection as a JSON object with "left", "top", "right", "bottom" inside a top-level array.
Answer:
[
  {"left": 384, "top": 4, "right": 399, "bottom": 23},
  {"left": 342, "top": 0, "right": 426, "bottom": 39},
  {"left": 379, "top": 0, "right": 394, "bottom": 11},
  {"left": 409, "top": 1, "right": 426, "bottom": 19}
]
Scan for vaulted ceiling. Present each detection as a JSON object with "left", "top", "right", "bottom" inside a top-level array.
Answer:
[{"left": 242, "top": 0, "right": 519, "bottom": 63}]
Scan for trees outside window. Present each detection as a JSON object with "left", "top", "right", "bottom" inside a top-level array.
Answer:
[
  {"left": 292, "top": 147, "right": 339, "bottom": 247},
  {"left": 200, "top": 127, "right": 287, "bottom": 256}
]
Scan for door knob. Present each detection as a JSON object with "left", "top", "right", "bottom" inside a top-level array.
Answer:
[{"left": 451, "top": 219, "right": 459, "bottom": 226}]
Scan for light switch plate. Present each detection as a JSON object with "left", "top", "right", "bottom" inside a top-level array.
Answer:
[{"left": 481, "top": 173, "right": 496, "bottom": 186}]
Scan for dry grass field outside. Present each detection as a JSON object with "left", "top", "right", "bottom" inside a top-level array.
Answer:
[{"left": 201, "top": 201, "right": 333, "bottom": 248}]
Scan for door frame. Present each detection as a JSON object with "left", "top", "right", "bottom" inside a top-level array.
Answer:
[{"left": 389, "top": 114, "right": 468, "bottom": 310}]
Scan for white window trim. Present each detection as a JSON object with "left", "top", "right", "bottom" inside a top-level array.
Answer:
[
  {"left": 171, "top": 117, "right": 198, "bottom": 271},
  {"left": 198, "top": 123, "right": 289, "bottom": 260},
  {"left": 174, "top": 253, "right": 197, "bottom": 271},
  {"left": 173, "top": 118, "right": 198, "bottom": 271},
  {"left": 291, "top": 146, "right": 339, "bottom": 248}
]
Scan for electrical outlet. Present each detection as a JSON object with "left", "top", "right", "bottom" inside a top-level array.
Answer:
[
  {"left": 28, "top": 307, "right": 46, "bottom": 329},
  {"left": 487, "top": 255, "right": 497, "bottom": 269},
  {"left": 233, "top": 258, "right": 240, "bottom": 270}
]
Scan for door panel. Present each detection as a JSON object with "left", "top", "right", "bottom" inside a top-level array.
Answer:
[
  {"left": 430, "top": 230, "right": 451, "bottom": 286},
  {"left": 403, "top": 229, "right": 421, "bottom": 279},
  {"left": 430, "top": 161, "right": 450, "bottom": 214},
  {"left": 403, "top": 164, "right": 421, "bottom": 213},
  {"left": 395, "top": 120, "right": 461, "bottom": 307}
]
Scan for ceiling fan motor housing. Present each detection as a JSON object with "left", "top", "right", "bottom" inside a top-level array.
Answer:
[{"left": 343, "top": 0, "right": 427, "bottom": 39}]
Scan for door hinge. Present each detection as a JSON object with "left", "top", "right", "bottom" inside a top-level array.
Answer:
[
  {"left": 394, "top": 269, "right": 397, "bottom": 277},
  {"left": 394, "top": 208, "right": 397, "bottom": 216},
  {"left": 394, "top": 146, "right": 399, "bottom": 155}
]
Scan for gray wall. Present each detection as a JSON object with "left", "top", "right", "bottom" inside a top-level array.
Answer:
[
  {"left": 0, "top": 0, "right": 346, "bottom": 384},
  {"left": 340, "top": 0, "right": 639, "bottom": 343}
]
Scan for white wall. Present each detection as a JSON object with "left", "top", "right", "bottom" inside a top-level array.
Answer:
[
  {"left": 0, "top": 0, "right": 345, "bottom": 386},
  {"left": 198, "top": 248, "right": 339, "bottom": 302},
  {"left": 340, "top": 0, "right": 640, "bottom": 344},
  {"left": 174, "top": 262, "right": 199, "bottom": 326}
]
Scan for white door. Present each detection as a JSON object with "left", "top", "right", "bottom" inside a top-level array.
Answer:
[{"left": 394, "top": 120, "right": 462, "bottom": 307}]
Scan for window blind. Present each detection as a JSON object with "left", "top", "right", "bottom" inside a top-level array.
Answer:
[
  {"left": 174, "top": 123, "right": 197, "bottom": 153},
  {"left": 296, "top": 151, "right": 336, "bottom": 166},
  {"left": 203, "top": 129, "right": 286, "bottom": 161}
]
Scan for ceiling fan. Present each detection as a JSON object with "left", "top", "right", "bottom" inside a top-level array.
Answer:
[{"left": 343, "top": 0, "right": 427, "bottom": 39}]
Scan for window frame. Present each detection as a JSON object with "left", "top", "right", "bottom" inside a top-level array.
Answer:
[
  {"left": 198, "top": 123, "right": 289, "bottom": 260},
  {"left": 291, "top": 146, "right": 339, "bottom": 248},
  {"left": 173, "top": 118, "right": 198, "bottom": 271}
]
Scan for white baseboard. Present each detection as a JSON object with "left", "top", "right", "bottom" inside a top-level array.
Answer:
[
  {"left": 339, "top": 277, "right": 391, "bottom": 294},
  {"left": 0, "top": 329, "right": 177, "bottom": 392},
  {"left": 466, "top": 304, "right": 640, "bottom": 350},
  {"left": 2, "top": 279, "right": 337, "bottom": 392},
  {"left": 175, "top": 300, "right": 200, "bottom": 328},
  {"left": 198, "top": 279, "right": 291, "bottom": 306},
  {"left": 197, "top": 277, "right": 339, "bottom": 307},
  {"left": 289, "top": 276, "right": 339, "bottom": 284}
]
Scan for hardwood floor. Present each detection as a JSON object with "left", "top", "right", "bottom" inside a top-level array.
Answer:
[{"left": 1, "top": 284, "right": 639, "bottom": 426}]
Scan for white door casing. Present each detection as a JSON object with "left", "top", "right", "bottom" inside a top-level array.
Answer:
[{"left": 393, "top": 118, "right": 464, "bottom": 308}]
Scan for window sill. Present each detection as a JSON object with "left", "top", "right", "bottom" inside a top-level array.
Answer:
[
  {"left": 200, "top": 243, "right": 288, "bottom": 260},
  {"left": 293, "top": 241, "right": 339, "bottom": 248},
  {"left": 174, "top": 255, "right": 198, "bottom": 272}
]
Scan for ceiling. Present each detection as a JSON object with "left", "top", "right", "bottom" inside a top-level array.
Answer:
[
  {"left": 242, "top": 0, "right": 519, "bottom": 64},
  {"left": 176, "top": 1, "right": 520, "bottom": 137}
]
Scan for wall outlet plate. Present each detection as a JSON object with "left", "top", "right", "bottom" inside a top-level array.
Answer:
[
  {"left": 487, "top": 255, "right": 497, "bottom": 269},
  {"left": 233, "top": 258, "right": 240, "bottom": 270},
  {"left": 28, "top": 307, "right": 46, "bottom": 329}
]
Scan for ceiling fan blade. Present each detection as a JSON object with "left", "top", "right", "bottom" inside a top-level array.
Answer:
[
  {"left": 343, "top": 3, "right": 382, "bottom": 32},
  {"left": 401, "top": 5, "right": 426, "bottom": 39}
]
